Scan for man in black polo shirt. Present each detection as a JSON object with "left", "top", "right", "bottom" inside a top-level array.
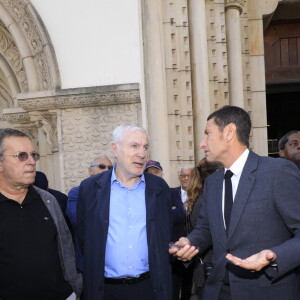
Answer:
[{"left": 0, "top": 128, "right": 82, "bottom": 300}]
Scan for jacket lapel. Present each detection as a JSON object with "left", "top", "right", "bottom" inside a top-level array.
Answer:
[
  {"left": 227, "top": 151, "right": 258, "bottom": 240},
  {"left": 95, "top": 170, "right": 112, "bottom": 229},
  {"left": 144, "top": 173, "right": 161, "bottom": 223},
  {"left": 213, "top": 169, "right": 228, "bottom": 245}
]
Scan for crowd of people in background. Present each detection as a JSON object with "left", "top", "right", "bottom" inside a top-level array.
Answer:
[{"left": 0, "top": 105, "right": 299, "bottom": 300}]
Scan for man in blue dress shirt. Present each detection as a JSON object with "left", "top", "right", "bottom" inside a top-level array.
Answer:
[{"left": 77, "top": 124, "right": 173, "bottom": 300}]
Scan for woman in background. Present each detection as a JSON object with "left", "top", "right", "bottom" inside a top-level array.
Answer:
[{"left": 185, "top": 158, "right": 222, "bottom": 300}]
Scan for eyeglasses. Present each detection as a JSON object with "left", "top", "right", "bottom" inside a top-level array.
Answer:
[
  {"left": 2, "top": 152, "right": 40, "bottom": 162},
  {"left": 92, "top": 164, "right": 113, "bottom": 170},
  {"left": 179, "top": 174, "right": 190, "bottom": 178}
]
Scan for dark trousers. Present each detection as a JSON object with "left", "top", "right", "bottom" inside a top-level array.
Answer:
[
  {"left": 218, "top": 284, "right": 231, "bottom": 300},
  {"left": 103, "top": 277, "right": 155, "bottom": 300},
  {"left": 172, "top": 261, "right": 194, "bottom": 300}
]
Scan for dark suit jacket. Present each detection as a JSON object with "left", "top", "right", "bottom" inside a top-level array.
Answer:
[
  {"left": 77, "top": 169, "right": 173, "bottom": 300},
  {"left": 174, "top": 186, "right": 182, "bottom": 197},
  {"left": 170, "top": 188, "right": 185, "bottom": 241},
  {"left": 188, "top": 151, "right": 300, "bottom": 300}
]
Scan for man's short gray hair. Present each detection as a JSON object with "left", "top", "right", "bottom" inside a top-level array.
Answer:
[
  {"left": 0, "top": 128, "right": 28, "bottom": 158},
  {"left": 179, "top": 165, "right": 194, "bottom": 174},
  {"left": 112, "top": 124, "right": 148, "bottom": 147},
  {"left": 89, "top": 156, "right": 111, "bottom": 167}
]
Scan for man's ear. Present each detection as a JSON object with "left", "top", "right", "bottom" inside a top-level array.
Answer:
[
  {"left": 88, "top": 167, "right": 93, "bottom": 176},
  {"left": 224, "top": 123, "right": 236, "bottom": 142},
  {"left": 111, "top": 142, "right": 118, "bottom": 157},
  {"left": 278, "top": 149, "right": 286, "bottom": 158}
]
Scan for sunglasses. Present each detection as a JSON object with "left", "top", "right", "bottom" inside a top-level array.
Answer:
[
  {"left": 3, "top": 152, "right": 41, "bottom": 162},
  {"left": 93, "top": 164, "right": 113, "bottom": 170}
]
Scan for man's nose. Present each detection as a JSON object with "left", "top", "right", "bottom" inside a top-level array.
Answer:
[
  {"left": 200, "top": 138, "right": 206, "bottom": 149},
  {"left": 137, "top": 148, "right": 147, "bottom": 158},
  {"left": 27, "top": 154, "right": 36, "bottom": 164}
]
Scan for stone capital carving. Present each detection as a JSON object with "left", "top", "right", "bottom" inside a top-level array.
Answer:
[
  {"left": 2, "top": 108, "right": 58, "bottom": 152},
  {"left": 225, "top": 0, "right": 244, "bottom": 14},
  {"left": 29, "top": 112, "right": 58, "bottom": 152}
]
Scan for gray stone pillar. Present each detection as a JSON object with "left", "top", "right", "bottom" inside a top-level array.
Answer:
[
  {"left": 188, "top": 0, "right": 211, "bottom": 162},
  {"left": 140, "top": 0, "right": 171, "bottom": 182},
  {"left": 225, "top": 1, "right": 244, "bottom": 107}
]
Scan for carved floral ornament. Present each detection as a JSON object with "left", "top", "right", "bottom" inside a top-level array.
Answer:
[
  {"left": 0, "top": 22, "right": 28, "bottom": 92},
  {"left": 225, "top": 0, "right": 244, "bottom": 14}
]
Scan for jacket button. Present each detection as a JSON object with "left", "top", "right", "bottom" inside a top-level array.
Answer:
[{"left": 226, "top": 249, "right": 230, "bottom": 253}]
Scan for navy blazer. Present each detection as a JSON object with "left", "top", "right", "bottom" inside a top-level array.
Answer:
[
  {"left": 188, "top": 151, "right": 300, "bottom": 300},
  {"left": 170, "top": 187, "right": 185, "bottom": 241},
  {"left": 77, "top": 169, "right": 173, "bottom": 300}
]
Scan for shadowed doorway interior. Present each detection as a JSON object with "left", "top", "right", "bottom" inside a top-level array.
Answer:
[{"left": 264, "top": 1, "right": 300, "bottom": 157}]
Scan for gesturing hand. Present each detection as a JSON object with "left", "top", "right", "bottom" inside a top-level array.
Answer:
[
  {"left": 226, "top": 249, "right": 277, "bottom": 271},
  {"left": 169, "top": 237, "right": 199, "bottom": 262}
]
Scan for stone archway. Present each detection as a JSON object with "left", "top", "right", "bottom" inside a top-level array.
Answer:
[
  {"left": 0, "top": 0, "right": 62, "bottom": 188},
  {"left": 0, "top": 0, "right": 60, "bottom": 93}
]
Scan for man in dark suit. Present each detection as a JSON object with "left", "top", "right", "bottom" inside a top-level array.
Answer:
[
  {"left": 77, "top": 124, "right": 172, "bottom": 300},
  {"left": 170, "top": 106, "right": 300, "bottom": 300}
]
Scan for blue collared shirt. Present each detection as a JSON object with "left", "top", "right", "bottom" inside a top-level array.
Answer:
[{"left": 104, "top": 168, "right": 149, "bottom": 278}]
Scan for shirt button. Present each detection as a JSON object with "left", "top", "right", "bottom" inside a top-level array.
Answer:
[
  {"left": 128, "top": 245, "right": 132, "bottom": 249},
  {"left": 46, "top": 200, "right": 50, "bottom": 203},
  {"left": 129, "top": 225, "right": 132, "bottom": 229}
]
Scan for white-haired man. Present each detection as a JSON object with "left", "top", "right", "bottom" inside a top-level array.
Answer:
[
  {"left": 175, "top": 165, "right": 194, "bottom": 207},
  {"left": 77, "top": 124, "right": 172, "bottom": 300}
]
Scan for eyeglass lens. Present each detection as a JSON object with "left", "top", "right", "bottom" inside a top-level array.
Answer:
[
  {"left": 18, "top": 152, "right": 40, "bottom": 161},
  {"left": 180, "top": 174, "right": 190, "bottom": 178},
  {"left": 97, "top": 164, "right": 113, "bottom": 170}
]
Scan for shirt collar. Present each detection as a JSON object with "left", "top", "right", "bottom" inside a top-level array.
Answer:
[
  {"left": 225, "top": 148, "right": 249, "bottom": 176},
  {"left": 181, "top": 187, "right": 187, "bottom": 195},
  {"left": 0, "top": 185, "right": 39, "bottom": 204},
  {"left": 111, "top": 165, "right": 145, "bottom": 187}
]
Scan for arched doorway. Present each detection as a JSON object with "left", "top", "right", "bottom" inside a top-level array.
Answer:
[
  {"left": 0, "top": 0, "right": 62, "bottom": 188},
  {"left": 264, "top": 1, "right": 300, "bottom": 157}
]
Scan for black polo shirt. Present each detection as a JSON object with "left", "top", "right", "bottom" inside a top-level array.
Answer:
[{"left": 0, "top": 186, "right": 72, "bottom": 300}]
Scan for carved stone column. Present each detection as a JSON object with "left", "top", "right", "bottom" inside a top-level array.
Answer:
[
  {"left": 225, "top": 0, "right": 244, "bottom": 107},
  {"left": 188, "top": 0, "right": 211, "bottom": 162},
  {"left": 140, "top": 0, "right": 171, "bottom": 182}
]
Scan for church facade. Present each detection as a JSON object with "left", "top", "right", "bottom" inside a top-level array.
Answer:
[{"left": 0, "top": 0, "right": 298, "bottom": 190}]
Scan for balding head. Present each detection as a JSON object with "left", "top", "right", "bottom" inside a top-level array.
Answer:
[{"left": 88, "top": 156, "right": 113, "bottom": 176}]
